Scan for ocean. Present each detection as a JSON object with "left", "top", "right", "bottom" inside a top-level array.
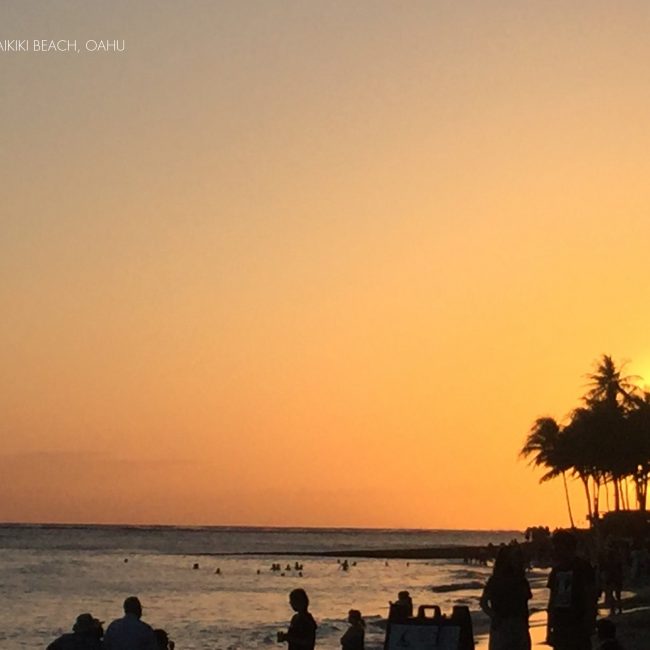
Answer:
[{"left": 0, "top": 525, "right": 547, "bottom": 649}]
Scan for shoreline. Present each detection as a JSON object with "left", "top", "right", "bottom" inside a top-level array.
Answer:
[{"left": 194, "top": 544, "right": 508, "bottom": 560}]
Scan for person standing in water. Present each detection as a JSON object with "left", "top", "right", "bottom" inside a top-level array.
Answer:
[
  {"left": 340, "top": 609, "right": 365, "bottom": 650},
  {"left": 277, "top": 588, "right": 317, "bottom": 650},
  {"left": 480, "top": 545, "right": 532, "bottom": 650}
]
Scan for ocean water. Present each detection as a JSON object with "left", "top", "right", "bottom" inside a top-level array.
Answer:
[{"left": 0, "top": 525, "right": 547, "bottom": 649}]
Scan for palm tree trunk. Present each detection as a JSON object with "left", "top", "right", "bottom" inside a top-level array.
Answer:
[
  {"left": 635, "top": 469, "right": 648, "bottom": 511},
  {"left": 562, "top": 471, "right": 576, "bottom": 528},
  {"left": 582, "top": 475, "right": 593, "bottom": 523}
]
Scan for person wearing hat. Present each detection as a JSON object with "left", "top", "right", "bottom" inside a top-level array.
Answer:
[
  {"left": 103, "top": 596, "right": 157, "bottom": 650},
  {"left": 47, "top": 613, "right": 103, "bottom": 649}
]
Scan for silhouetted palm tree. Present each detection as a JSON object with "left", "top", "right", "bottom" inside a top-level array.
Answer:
[
  {"left": 564, "top": 406, "right": 615, "bottom": 519},
  {"left": 520, "top": 417, "right": 575, "bottom": 528},
  {"left": 583, "top": 355, "right": 641, "bottom": 511},
  {"left": 522, "top": 355, "right": 650, "bottom": 525},
  {"left": 585, "top": 354, "right": 640, "bottom": 410},
  {"left": 625, "top": 392, "right": 650, "bottom": 511}
]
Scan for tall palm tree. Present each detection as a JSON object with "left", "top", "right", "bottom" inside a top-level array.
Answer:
[
  {"left": 585, "top": 354, "right": 640, "bottom": 410},
  {"left": 625, "top": 392, "right": 650, "bottom": 511},
  {"left": 521, "top": 355, "right": 650, "bottom": 525},
  {"left": 520, "top": 417, "right": 575, "bottom": 528},
  {"left": 583, "top": 355, "right": 641, "bottom": 511},
  {"left": 564, "top": 406, "right": 614, "bottom": 520}
]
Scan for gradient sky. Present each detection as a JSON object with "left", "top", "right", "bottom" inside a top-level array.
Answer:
[{"left": 2, "top": 1, "right": 650, "bottom": 529}]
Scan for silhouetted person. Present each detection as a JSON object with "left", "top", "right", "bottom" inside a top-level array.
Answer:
[
  {"left": 480, "top": 545, "right": 532, "bottom": 650},
  {"left": 340, "top": 609, "right": 365, "bottom": 650},
  {"left": 388, "top": 591, "right": 413, "bottom": 622},
  {"left": 47, "top": 613, "right": 103, "bottom": 650},
  {"left": 596, "top": 619, "right": 624, "bottom": 650},
  {"left": 600, "top": 547, "right": 623, "bottom": 616},
  {"left": 153, "top": 628, "right": 175, "bottom": 650},
  {"left": 277, "top": 588, "right": 317, "bottom": 650},
  {"left": 103, "top": 596, "right": 157, "bottom": 650},
  {"left": 546, "top": 531, "right": 597, "bottom": 650}
]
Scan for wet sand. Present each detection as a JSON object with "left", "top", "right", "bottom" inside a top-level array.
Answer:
[{"left": 610, "top": 587, "right": 650, "bottom": 650}]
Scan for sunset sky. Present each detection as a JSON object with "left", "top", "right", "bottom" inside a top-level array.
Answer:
[{"left": 2, "top": 2, "right": 650, "bottom": 529}]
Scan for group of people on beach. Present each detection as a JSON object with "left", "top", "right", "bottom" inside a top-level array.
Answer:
[
  {"left": 46, "top": 596, "right": 174, "bottom": 650},
  {"left": 47, "top": 530, "right": 634, "bottom": 650},
  {"left": 271, "top": 534, "right": 626, "bottom": 650},
  {"left": 479, "top": 530, "right": 625, "bottom": 650},
  {"left": 46, "top": 589, "right": 364, "bottom": 650}
]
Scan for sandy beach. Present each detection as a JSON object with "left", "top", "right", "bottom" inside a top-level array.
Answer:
[{"left": 607, "top": 587, "right": 650, "bottom": 650}]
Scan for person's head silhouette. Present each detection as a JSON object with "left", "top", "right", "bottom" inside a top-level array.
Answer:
[
  {"left": 289, "top": 588, "right": 309, "bottom": 613},
  {"left": 123, "top": 596, "right": 143, "bottom": 618},
  {"left": 552, "top": 530, "right": 577, "bottom": 564}
]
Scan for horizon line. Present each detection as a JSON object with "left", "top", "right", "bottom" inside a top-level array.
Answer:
[{"left": 0, "top": 520, "right": 526, "bottom": 533}]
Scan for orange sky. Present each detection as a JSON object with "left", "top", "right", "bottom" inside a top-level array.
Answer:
[{"left": 2, "top": 2, "right": 650, "bottom": 529}]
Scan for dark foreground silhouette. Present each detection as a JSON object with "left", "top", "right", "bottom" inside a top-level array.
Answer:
[
  {"left": 277, "top": 588, "right": 317, "bottom": 650},
  {"left": 340, "top": 609, "right": 365, "bottom": 650},
  {"left": 46, "top": 596, "right": 175, "bottom": 650},
  {"left": 103, "top": 596, "right": 158, "bottom": 650},
  {"left": 47, "top": 613, "right": 103, "bottom": 650},
  {"left": 480, "top": 544, "right": 532, "bottom": 650},
  {"left": 546, "top": 530, "right": 598, "bottom": 650}
]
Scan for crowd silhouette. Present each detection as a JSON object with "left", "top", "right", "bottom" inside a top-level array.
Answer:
[
  {"left": 46, "top": 536, "right": 641, "bottom": 650},
  {"left": 47, "top": 597, "right": 174, "bottom": 650}
]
